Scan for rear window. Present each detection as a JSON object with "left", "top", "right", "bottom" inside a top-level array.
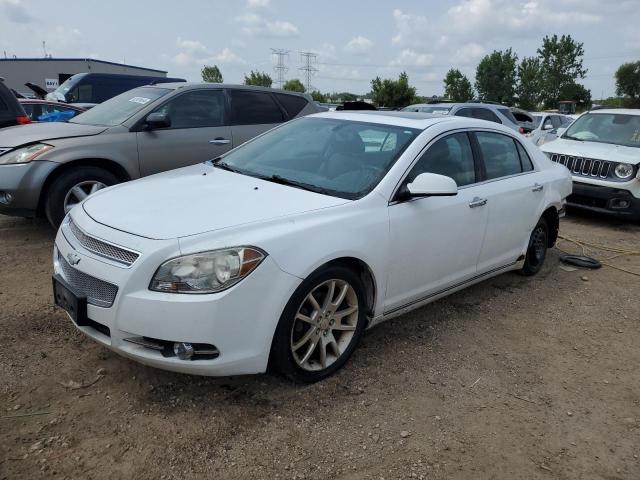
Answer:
[
  {"left": 274, "top": 93, "right": 308, "bottom": 118},
  {"left": 229, "top": 90, "right": 285, "bottom": 125}
]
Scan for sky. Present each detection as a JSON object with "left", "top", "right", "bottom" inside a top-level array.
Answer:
[{"left": 1, "top": 0, "right": 639, "bottom": 99}]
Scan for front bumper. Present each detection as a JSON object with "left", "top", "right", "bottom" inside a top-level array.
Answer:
[
  {"left": 53, "top": 211, "right": 302, "bottom": 376},
  {"left": 0, "top": 160, "right": 57, "bottom": 217},
  {"left": 568, "top": 182, "right": 640, "bottom": 220}
]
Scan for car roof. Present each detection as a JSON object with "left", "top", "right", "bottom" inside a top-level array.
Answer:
[
  {"left": 586, "top": 108, "right": 640, "bottom": 116},
  {"left": 147, "top": 82, "right": 310, "bottom": 98},
  {"left": 309, "top": 110, "right": 518, "bottom": 132}
]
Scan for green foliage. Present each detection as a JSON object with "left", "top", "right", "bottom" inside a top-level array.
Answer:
[
  {"left": 283, "top": 79, "right": 305, "bottom": 93},
  {"left": 201, "top": 65, "right": 223, "bottom": 83},
  {"left": 615, "top": 61, "right": 640, "bottom": 106},
  {"left": 559, "top": 82, "right": 591, "bottom": 108},
  {"left": 244, "top": 70, "right": 273, "bottom": 87},
  {"left": 310, "top": 90, "right": 327, "bottom": 102},
  {"left": 370, "top": 72, "right": 417, "bottom": 108},
  {"left": 537, "top": 34, "right": 587, "bottom": 109},
  {"left": 517, "top": 57, "right": 543, "bottom": 110},
  {"left": 475, "top": 49, "right": 518, "bottom": 105},
  {"left": 443, "top": 69, "right": 474, "bottom": 102}
]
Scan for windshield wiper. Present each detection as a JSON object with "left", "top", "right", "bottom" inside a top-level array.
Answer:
[
  {"left": 211, "top": 159, "right": 241, "bottom": 173},
  {"left": 562, "top": 134, "right": 583, "bottom": 141},
  {"left": 263, "top": 174, "right": 329, "bottom": 195}
]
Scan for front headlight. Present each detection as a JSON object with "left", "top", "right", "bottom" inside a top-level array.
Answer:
[
  {"left": 0, "top": 144, "right": 53, "bottom": 165},
  {"left": 614, "top": 163, "right": 634, "bottom": 179},
  {"left": 149, "top": 247, "right": 266, "bottom": 294}
]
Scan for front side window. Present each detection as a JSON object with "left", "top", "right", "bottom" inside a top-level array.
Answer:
[
  {"left": 214, "top": 117, "right": 419, "bottom": 199},
  {"left": 153, "top": 90, "right": 225, "bottom": 129},
  {"left": 476, "top": 131, "right": 523, "bottom": 179},
  {"left": 229, "top": 90, "right": 284, "bottom": 125},
  {"left": 563, "top": 113, "right": 640, "bottom": 147},
  {"left": 407, "top": 132, "right": 476, "bottom": 187}
]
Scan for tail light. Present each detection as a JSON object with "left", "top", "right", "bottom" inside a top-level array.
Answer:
[
  {"left": 518, "top": 127, "right": 525, "bottom": 134},
  {"left": 16, "top": 115, "right": 31, "bottom": 125}
]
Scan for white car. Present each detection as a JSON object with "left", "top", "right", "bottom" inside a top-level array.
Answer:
[
  {"left": 52, "top": 112, "right": 572, "bottom": 383},
  {"left": 540, "top": 109, "right": 640, "bottom": 222},
  {"left": 527, "top": 112, "right": 574, "bottom": 146}
]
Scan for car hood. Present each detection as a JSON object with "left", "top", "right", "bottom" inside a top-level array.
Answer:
[
  {"left": 82, "top": 163, "right": 351, "bottom": 240},
  {"left": 0, "top": 121, "right": 107, "bottom": 148},
  {"left": 541, "top": 138, "right": 640, "bottom": 165}
]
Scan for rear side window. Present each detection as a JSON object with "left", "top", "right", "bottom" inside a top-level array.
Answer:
[
  {"left": 454, "top": 107, "right": 472, "bottom": 118},
  {"left": 274, "top": 93, "right": 308, "bottom": 118},
  {"left": 408, "top": 132, "right": 476, "bottom": 187},
  {"left": 155, "top": 90, "right": 225, "bottom": 129},
  {"left": 472, "top": 108, "right": 501, "bottom": 124},
  {"left": 475, "top": 131, "right": 522, "bottom": 179},
  {"left": 497, "top": 108, "right": 518, "bottom": 124},
  {"left": 229, "top": 90, "right": 284, "bottom": 125},
  {"left": 515, "top": 141, "right": 534, "bottom": 171}
]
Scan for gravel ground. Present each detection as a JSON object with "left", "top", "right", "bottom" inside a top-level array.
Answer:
[{"left": 0, "top": 211, "right": 639, "bottom": 480}]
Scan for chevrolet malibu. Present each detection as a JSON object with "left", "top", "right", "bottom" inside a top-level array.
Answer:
[{"left": 52, "top": 112, "right": 572, "bottom": 383}]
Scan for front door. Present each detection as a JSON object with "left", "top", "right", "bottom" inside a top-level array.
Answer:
[
  {"left": 137, "top": 89, "right": 232, "bottom": 176},
  {"left": 385, "top": 132, "right": 489, "bottom": 312}
]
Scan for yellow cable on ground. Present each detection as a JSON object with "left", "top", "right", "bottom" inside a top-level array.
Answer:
[{"left": 556, "top": 234, "right": 640, "bottom": 277}]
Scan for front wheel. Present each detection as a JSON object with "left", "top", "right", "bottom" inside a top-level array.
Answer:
[
  {"left": 520, "top": 217, "right": 549, "bottom": 276},
  {"left": 271, "top": 266, "right": 367, "bottom": 383},
  {"left": 45, "top": 167, "right": 119, "bottom": 228}
]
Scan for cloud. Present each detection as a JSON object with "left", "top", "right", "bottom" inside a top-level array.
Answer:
[
  {"left": 451, "top": 42, "right": 486, "bottom": 65},
  {"left": 391, "top": 9, "right": 431, "bottom": 49},
  {"left": 213, "top": 47, "right": 245, "bottom": 65},
  {"left": 390, "top": 49, "right": 433, "bottom": 67},
  {"left": 236, "top": 12, "right": 299, "bottom": 37},
  {"left": 171, "top": 38, "right": 245, "bottom": 66},
  {"left": 344, "top": 36, "right": 373, "bottom": 55},
  {"left": 1, "top": 0, "right": 35, "bottom": 23},
  {"left": 247, "top": 0, "right": 269, "bottom": 8},
  {"left": 176, "top": 37, "right": 208, "bottom": 54}
]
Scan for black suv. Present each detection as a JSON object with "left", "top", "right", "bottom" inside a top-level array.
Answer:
[{"left": 0, "top": 78, "right": 30, "bottom": 129}]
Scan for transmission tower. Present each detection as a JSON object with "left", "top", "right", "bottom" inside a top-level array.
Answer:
[
  {"left": 271, "top": 48, "right": 290, "bottom": 89},
  {"left": 298, "top": 51, "right": 318, "bottom": 92}
]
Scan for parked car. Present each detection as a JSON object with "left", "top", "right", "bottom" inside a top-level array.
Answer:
[
  {"left": 401, "top": 102, "right": 523, "bottom": 132},
  {"left": 19, "top": 99, "right": 86, "bottom": 122},
  {"left": 527, "top": 112, "right": 574, "bottom": 146},
  {"left": 510, "top": 108, "right": 535, "bottom": 133},
  {"left": 0, "top": 83, "right": 320, "bottom": 226},
  {"left": 541, "top": 109, "right": 640, "bottom": 222},
  {"left": 0, "top": 78, "right": 30, "bottom": 129},
  {"left": 52, "top": 112, "right": 571, "bottom": 382},
  {"left": 46, "top": 73, "right": 186, "bottom": 104}
]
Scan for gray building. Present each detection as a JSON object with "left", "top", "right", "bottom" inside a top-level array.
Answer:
[{"left": 0, "top": 57, "right": 168, "bottom": 95}]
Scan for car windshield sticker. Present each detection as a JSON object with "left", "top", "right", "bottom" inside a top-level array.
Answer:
[{"left": 129, "top": 97, "right": 151, "bottom": 105}]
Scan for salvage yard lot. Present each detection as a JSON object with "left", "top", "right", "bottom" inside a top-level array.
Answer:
[{"left": 0, "top": 213, "right": 638, "bottom": 480}]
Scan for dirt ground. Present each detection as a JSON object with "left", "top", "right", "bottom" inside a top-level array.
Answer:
[{"left": 0, "top": 210, "right": 638, "bottom": 480}]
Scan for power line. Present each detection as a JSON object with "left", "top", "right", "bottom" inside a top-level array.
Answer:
[
  {"left": 299, "top": 51, "right": 318, "bottom": 92},
  {"left": 271, "top": 48, "right": 290, "bottom": 89}
]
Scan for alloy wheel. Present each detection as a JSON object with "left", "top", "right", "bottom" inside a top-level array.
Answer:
[
  {"left": 63, "top": 181, "right": 107, "bottom": 214},
  {"left": 530, "top": 225, "right": 547, "bottom": 266},
  {"left": 290, "top": 279, "right": 359, "bottom": 371}
]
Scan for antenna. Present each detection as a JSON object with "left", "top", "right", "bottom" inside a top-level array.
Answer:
[
  {"left": 271, "top": 48, "right": 289, "bottom": 89},
  {"left": 298, "top": 51, "right": 318, "bottom": 92},
  {"left": 42, "top": 41, "right": 48, "bottom": 58}
]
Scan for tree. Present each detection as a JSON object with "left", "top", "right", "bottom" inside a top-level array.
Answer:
[
  {"left": 201, "top": 65, "right": 223, "bottom": 83},
  {"left": 310, "top": 90, "right": 327, "bottom": 102},
  {"left": 537, "top": 34, "right": 587, "bottom": 109},
  {"left": 559, "top": 82, "right": 591, "bottom": 109},
  {"left": 370, "top": 72, "right": 416, "bottom": 108},
  {"left": 475, "top": 49, "right": 518, "bottom": 105},
  {"left": 443, "top": 68, "right": 474, "bottom": 102},
  {"left": 244, "top": 70, "right": 273, "bottom": 87},
  {"left": 516, "top": 57, "right": 543, "bottom": 110},
  {"left": 283, "top": 79, "right": 305, "bottom": 92},
  {"left": 615, "top": 61, "right": 640, "bottom": 107}
]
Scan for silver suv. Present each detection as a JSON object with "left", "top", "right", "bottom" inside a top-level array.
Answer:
[
  {"left": 402, "top": 102, "right": 522, "bottom": 132},
  {"left": 0, "top": 83, "right": 319, "bottom": 226}
]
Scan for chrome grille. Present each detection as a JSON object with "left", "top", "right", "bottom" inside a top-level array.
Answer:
[
  {"left": 550, "top": 154, "right": 612, "bottom": 178},
  {"left": 57, "top": 252, "right": 118, "bottom": 307},
  {"left": 68, "top": 218, "right": 139, "bottom": 266}
]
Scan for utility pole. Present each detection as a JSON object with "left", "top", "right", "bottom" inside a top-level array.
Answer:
[
  {"left": 271, "top": 48, "right": 290, "bottom": 89},
  {"left": 298, "top": 51, "right": 318, "bottom": 92}
]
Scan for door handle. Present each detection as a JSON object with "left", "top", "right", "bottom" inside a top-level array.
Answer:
[
  {"left": 468, "top": 197, "right": 487, "bottom": 208},
  {"left": 209, "top": 138, "right": 230, "bottom": 145},
  {"left": 532, "top": 183, "right": 544, "bottom": 192}
]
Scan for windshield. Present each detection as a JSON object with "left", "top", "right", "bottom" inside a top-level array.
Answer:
[
  {"left": 69, "top": 87, "right": 171, "bottom": 126},
  {"left": 213, "top": 117, "right": 419, "bottom": 199},
  {"left": 56, "top": 74, "right": 84, "bottom": 95},
  {"left": 563, "top": 113, "right": 640, "bottom": 147}
]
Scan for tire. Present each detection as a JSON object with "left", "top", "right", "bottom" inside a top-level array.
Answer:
[
  {"left": 271, "top": 265, "right": 368, "bottom": 383},
  {"left": 520, "top": 217, "right": 549, "bottom": 276},
  {"left": 45, "top": 167, "right": 119, "bottom": 228}
]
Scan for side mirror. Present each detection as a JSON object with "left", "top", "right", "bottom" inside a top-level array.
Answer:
[
  {"left": 542, "top": 123, "right": 554, "bottom": 131},
  {"left": 406, "top": 173, "right": 458, "bottom": 198},
  {"left": 145, "top": 112, "right": 171, "bottom": 129}
]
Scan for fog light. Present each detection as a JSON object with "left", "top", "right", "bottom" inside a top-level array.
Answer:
[
  {"left": 0, "top": 192, "right": 12, "bottom": 205},
  {"left": 173, "top": 342, "right": 194, "bottom": 360}
]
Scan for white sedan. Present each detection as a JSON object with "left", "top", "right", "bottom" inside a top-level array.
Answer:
[{"left": 52, "top": 112, "right": 572, "bottom": 383}]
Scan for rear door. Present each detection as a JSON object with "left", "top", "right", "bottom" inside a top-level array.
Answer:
[
  {"left": 136, "top": 88, "right": 232, "bottom": 176},
  {"left": 472, "top": 131, "right": 545, "bottom": 273},
  {"left": 228, "top": 89, "right": 286, "bottom": 147}
]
